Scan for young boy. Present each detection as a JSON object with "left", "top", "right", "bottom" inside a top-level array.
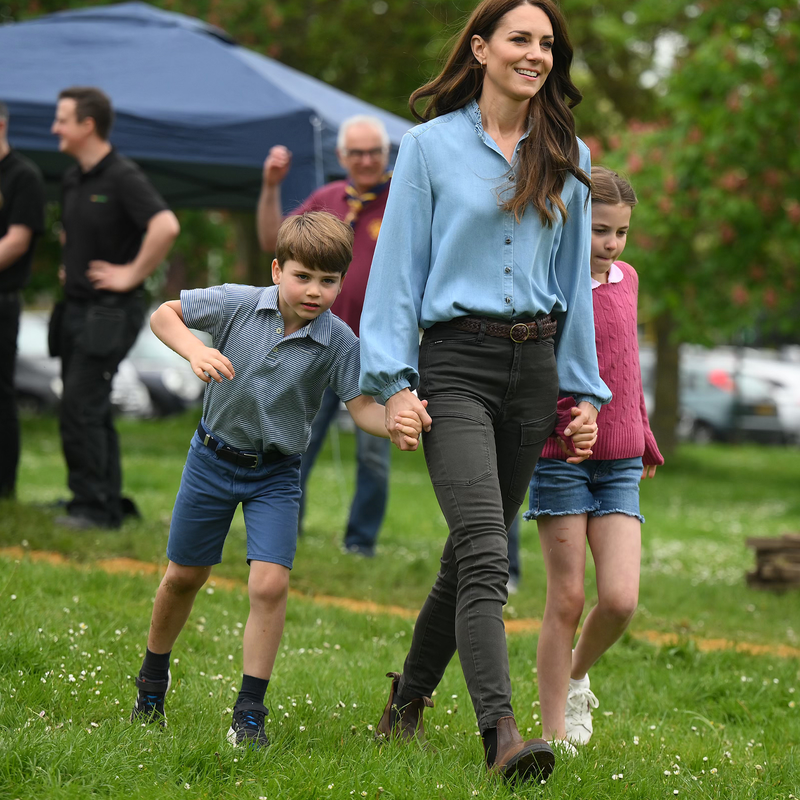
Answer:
[{"left": 129, "top": 211, "right": 424, "bottom": 747}]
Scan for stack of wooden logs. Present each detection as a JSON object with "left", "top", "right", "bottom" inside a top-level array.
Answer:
[{"left": 746, "top": 533, "right": 800, "bottom": 590}]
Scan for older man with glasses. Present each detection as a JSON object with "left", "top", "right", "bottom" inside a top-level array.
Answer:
[{"left": 256, "top": 115, "right": 393, "bottom": 557}]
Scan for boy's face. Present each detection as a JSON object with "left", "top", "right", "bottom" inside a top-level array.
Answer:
[{"left": 271, "top": 259, "right": 344, "bottom": 329}]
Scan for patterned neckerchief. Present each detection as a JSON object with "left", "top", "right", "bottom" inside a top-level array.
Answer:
[{"left": 343, "top": 172, "right": 392, "bottom": 227}]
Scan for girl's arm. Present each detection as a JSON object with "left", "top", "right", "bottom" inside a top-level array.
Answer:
[
  {"left": 344, "top": 394, "right": 425, "bottom": 451},
  {"left": 150, "top": 300, "right": 234, "bottom": 384}
]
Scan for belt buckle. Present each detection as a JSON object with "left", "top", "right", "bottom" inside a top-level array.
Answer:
[
  {"left": 241, "top": 452, "right": 259, "bottom": 469},
  {"left": 509, "top": 322, "right": 529, "bottom": 343}
]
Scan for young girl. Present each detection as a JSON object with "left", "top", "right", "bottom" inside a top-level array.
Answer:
[{"left": 524, "top": 166, "right": 663, "bottom": 747}]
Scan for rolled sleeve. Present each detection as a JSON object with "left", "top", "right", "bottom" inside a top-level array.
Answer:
[
  {"left": 359, "top": 133, "right": 432, "bottom": 401},
  {"left": 329, "top": 339, "right": 363, "bottom": 403},
  {"left": 180, "top": 285, "right": 227, "bottom": 340}
]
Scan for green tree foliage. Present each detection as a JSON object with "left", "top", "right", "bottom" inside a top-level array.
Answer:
[{"left": 620, "top": 1, "right": 800, "bottom": 343}]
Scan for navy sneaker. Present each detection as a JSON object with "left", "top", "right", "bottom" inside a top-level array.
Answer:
[
  {"left": 130, "top": 672, "right": 171, "bottom": 727},
  {"left": 227, "top": 700, "right": 269, "bottom": 748}
]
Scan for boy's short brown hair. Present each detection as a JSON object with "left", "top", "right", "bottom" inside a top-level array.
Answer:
[
  {"left": 275, "top": 211, "right": 354, "bottom": 275},
  {"left": 58, "top": 87, "right": 114, "bottom": 140}
]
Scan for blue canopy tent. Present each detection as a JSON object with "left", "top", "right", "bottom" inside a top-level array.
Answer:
[{"left": 0, "top": 2, "right": 412, "bottom": 209}]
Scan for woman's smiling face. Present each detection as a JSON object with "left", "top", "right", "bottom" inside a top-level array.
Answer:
[{"left": 472, "top": 3, "right": 554, "bottom": 105}]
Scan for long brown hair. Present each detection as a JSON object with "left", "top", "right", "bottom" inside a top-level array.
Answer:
[{"left": 410, "top": 0, "right": 590, "bottom": 226}]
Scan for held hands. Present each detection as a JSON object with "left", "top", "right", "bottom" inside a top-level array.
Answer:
[
  {"left": 262, "top": 145, "right": 292, "bottom": 187},
  {"left": 385, "top": 389, "right": 433, "bottom": 452},
  {"left": 558, "top": 402, "right": 599, "bottom": 464},
  {"left": 87, "top": 260, "right": 140, "bottom": 293},
  {"left": 188, "top": 344, "right": 235, "bottom": 384},
  {"left": 392, "top": 400, "right": 429, "bottom": 451}
]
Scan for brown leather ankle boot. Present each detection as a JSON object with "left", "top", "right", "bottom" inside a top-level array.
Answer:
[
  {"left": 375, "top": 671, "right": 433, "bottom": 745},
  {"left": 489, "top": 716, "right": 555, "bottom": 783}
]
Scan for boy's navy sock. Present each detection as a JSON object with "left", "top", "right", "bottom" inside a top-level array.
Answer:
[
  {"left": 139, "top": 648, "right": 171, "bottom": 687},
  {"left": 236, "top": 674, "right": 269, "bottom": 708}
]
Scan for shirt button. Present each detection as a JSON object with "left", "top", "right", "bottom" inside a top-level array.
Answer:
[
  {"left": 504, "top": 267, "right": 511, "bottom": 274},
  {"left": 505, "top": 297, "right": 511, "bottom": 304},
  {"left": 276, "top": 328, "right": 282, "bottom": 334},
  {"left": 505, "top": 237, "right": 512, "bottom": 244}
]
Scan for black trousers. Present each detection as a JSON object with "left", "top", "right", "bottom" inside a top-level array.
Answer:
[
  {"left": 58, "top": 296, "right": 145, "bottom": 525},
  {"left": 397, "top": 322, "right": 558, "bottom": 733},
  {"left": 0, "top": 293, "right": 21, "bottom": 498}
]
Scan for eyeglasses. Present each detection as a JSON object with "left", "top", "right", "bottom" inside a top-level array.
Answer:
[{"left": 342, "top": 147, "right": 387, "bottom": 160}]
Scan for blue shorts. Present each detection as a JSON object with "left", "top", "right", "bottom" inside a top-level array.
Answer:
[
  {"left": 524, "top": 457, "right": 645, "bottom": 523},
  {"left": 166, "top": 429, "right": 302, "bottom": 569}
]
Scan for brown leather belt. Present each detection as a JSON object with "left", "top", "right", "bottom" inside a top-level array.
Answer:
[{"left": 446, "top": 315, "right": 557, "bottom": 343}]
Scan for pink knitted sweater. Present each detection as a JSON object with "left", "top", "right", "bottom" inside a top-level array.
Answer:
[{"left": 542, "top": 260, "right": 664, "bottom": 466}]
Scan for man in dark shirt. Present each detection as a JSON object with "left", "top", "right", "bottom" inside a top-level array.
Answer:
[
  {"left": 256, "top": 116, "right": 393, "bottom": 557},
  {"left": 51, "top": 87, "right": 180, "bottom": 529},
  {"left": 0, "top": 101, "right": 46, "bottom": 499}
]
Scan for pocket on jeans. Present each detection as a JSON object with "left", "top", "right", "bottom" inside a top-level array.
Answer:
[
  {"left": 507, "top": 411, "right": 558, "bottom": 504},
  {"left": 423, "top": 396, "right": 492, "bottom": 487}
]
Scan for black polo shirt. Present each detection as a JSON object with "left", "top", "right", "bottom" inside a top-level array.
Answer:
[
  {"left": 0, "top": 149, "right": 45, "bottom": 292},
  {"left": 61, "top": 148, "right": 168, "bottom": 301}
]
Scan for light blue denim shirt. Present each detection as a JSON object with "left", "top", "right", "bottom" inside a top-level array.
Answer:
[{"left": 359, "top": 99, "right": 611, "bottom": 410}]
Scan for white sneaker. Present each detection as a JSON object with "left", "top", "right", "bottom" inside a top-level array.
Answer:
[
  {"left": 565, "top": 674, "right": 599, "bottom": 744},
  {"left": 550, "top": 738, "right": 578, "bottom": 757}
]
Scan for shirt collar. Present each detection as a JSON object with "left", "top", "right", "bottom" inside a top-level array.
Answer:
[
  {"left": 80, "top": 147, "right": 117, "bottom": 179},
  {"left": 463, "top": 98, "right": 531, "bottom": 153},
  {"left": 591, "top": 261, "right": 624, "bottom": 289},
  {"left": 257, "top": 285, "right": 332, "bottom": 345}
]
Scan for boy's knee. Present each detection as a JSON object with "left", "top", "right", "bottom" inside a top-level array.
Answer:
[
  {"left": 249, "top": 564, "right": 290, "bottom": 606},
  {"left": 163, "top": 563, "right": 211, "bottom": 595}
]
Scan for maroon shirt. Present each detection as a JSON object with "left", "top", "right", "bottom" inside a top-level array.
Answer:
[{"left": 294, "top": 179, "right": 389, "bottom": 336}]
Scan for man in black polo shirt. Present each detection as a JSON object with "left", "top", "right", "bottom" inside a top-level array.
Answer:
[
  {"left": 0, "top": 101, "right": 46, "bottom": 499},
  {"left": 51, "top": 86, "right": 180, "bottom": 529}
]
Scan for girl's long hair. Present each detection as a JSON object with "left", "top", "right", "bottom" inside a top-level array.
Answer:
[
  {"left": 410, "top": 0, "right": 590, "bottom": 226},
  {"left": 590, "top": 166, "right": 638, "bottom": 208}
]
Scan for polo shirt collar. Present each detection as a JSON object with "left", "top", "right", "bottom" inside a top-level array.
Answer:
[
  {"left": 591, "top": 262, "right": 624, "bottom": 289},
  {"left": 257, "top": 285, "right": 332, "bottom": 345},
  {"left": 81, "top": 148, "right": 117, "bottom": 179}
]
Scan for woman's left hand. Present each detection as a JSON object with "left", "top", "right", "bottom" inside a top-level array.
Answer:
[{"left": 641, "top": 465, "right": 657, "bottom": 479}]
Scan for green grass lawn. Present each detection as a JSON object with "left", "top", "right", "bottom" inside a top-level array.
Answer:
[
  {"left": 2, "top": 414, "right": 800, "bottom": 797},
  {"left": 1, "top": 556, "right": 799, "bottom": 799}
]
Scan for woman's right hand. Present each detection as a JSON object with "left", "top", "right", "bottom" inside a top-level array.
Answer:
[{"left": 385, "top": 388, "right": 432, "bottom": 451}]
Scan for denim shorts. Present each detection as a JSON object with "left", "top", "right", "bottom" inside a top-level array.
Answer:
[
  {"left": 524, "top": 456, "right": 645, "bottom": 523},
  {"left": 167, "top": 429, "right": 302, "bottom": 568}
]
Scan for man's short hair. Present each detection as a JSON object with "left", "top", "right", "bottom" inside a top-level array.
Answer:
[
  {"left": 58, "top": 87, "right": 114, "bottom": 140},
  {"left": 336, "top": 115, "right": 390, "bottom": 152},
  {"left": 276, "top": 212, "right": 354, "bottom": 276}
]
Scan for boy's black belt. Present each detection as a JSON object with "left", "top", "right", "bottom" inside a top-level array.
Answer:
[
  {"left": 197, "top": 423, "right": 284, "bottom": 469},
  {"left": 447, "top": 315, "right": 557, "bottom": 342}
]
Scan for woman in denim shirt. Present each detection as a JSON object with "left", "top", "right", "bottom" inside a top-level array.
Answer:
[{"left": 361, "top": 0, "right": 611, "bottom": 783}]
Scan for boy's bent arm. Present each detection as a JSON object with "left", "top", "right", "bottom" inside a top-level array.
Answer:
[
  {"left": 345, "top": 394, "right": 423, "bottom": 451},
  {"left": 151, "top": 300, "right": 235, "bottom": 383}
]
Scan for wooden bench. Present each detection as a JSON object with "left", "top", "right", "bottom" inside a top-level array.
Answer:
[{"left": 746, "top": 533, "right": 800, "bottom": 591}]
